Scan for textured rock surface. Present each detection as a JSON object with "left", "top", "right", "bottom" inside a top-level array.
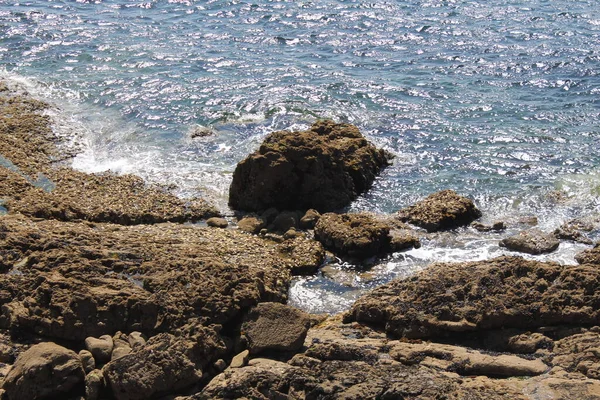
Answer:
[
  {"left": 576, "top": 244, "right": 600, "bottom": 265},
  {"left": 314, "top": 213, "right": 419, "bottom": 259},
  {"left": 0, "top": 214, "right": 323, "bottom": 340},
  {"left": 315, "top": 213, "right": 391, "bottom": 258},
  {"left": 3, "top": 342, "right": 85, "bottom": 400},
  {"left": 500, "top": 229, "right": 560, "bottom": 255},
  {"left": 229, "top": 120, "right": 390, "bottom": 212},
  {"left": 103, "top": 333, "right": 213, "bottom": 400},
  {"left": 241, "top": 302, "right": 310, "bottom": 354},
  {"left": 397, "top": 190, "right": 481, "bottom": 232},
  {"left": 347, "top": 256, "right": 600, "bottom": 339}
]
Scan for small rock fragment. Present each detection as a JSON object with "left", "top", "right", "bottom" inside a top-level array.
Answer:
[
  {"left": 230, "top": 350, "right": 250, "bottom": 368},
  {"left": 237, "top": 216, "right": 266, "bottom": 234},
  {"left": 206, "top": 217, "right": 228, "bottom": 228}
]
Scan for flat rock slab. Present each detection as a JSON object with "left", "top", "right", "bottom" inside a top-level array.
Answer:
[
  {"left": 500, "top": 229, "right": 560, "bottom": 255},
  {"left": 241, "top": 302, "right": 310, "bottom": 354},
  {"left": 346, "top": 256, "right": 600, "bottom": 339},
  {"left": 397, "top": 190, "right": 481, "bottom": 232},
  {"left": 229, "top": 120, "right": 390, "bottom": 212}
]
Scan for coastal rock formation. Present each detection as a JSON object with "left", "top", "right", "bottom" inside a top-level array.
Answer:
[
  {"left": 103, "top": 333, "right": 215, "bottom": 400},
  {"left": 3, "top": 342, "right": 85, "bottom": 400},
  {"left": 228, "top": 120, "right": 391, "bottom": 212},
  {"left": 346, "top": 256, "right": 600, "bottom": 339},
  {"left": 576, "top": 244, "right": 600, "bottom": 265},
  {"left": 397, "top": 190, "right": 481, "bottom": 232},
  {"left": 314, "top": 213, "right": 420, "bottom": 259},
  {"left": 555, "top": 216, "right": 600, "bottom": 244},
  {"left": 315, "top": 213, "right": 391, "bottom": 259},
  {"left": 0, "top": 86, "right": 218, "bottom": 225},
  {"left": 0, "top": 214, "right": 324, "bottom": 340},
  {"left": 241, "top": 302, "right": 310, "bottom": 354},
  {"left": 499, "top": 229, "right": 560, "bottom": 255}
]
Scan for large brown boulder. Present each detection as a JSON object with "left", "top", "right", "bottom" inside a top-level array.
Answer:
[
  {"left": 241, "top": 302, "right": 310, "bottom": 354},
  {"left": 397, "top": 190, "right": 481, "bottom": 232},
  {"left": 229, "top": 120, "right": 391, "bottom": 212},
  {"left": 3, "top": 342, "right": 85, "bottom": 400},
  {"left": 346, "top": 256, "right": 600, "bottom": 339}
]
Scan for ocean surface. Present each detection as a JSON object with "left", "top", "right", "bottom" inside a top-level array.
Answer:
[{"left": 2, "top": 0, "right": 600, "bottom": 313}]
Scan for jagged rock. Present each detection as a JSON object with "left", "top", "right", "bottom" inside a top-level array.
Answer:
[
  {"left": 85, "top": 335, "right": 114, "bottom": 364},
  {"left": 237, "top": 216, "right": 266, "bottom": 234},
  {"left": 389, "top": 229, "right": 421, "bottom": 252},
  {"left": 206, "top": 217, "right": 228, "bottom": 228},
  {"left": 78, "top": 350, "right": 95, "bottom": 373},
  {"left": 3, "top": 342, "right": 85, "bottom": 400},
  {"left": 551, "top": 331, "right": 600, "bottom": 379},
  {"left": 299, "top": 209, "right": 320, "bottom": 229},
  {"left": 397, "top": 190, "right": 482, "bottom": 232},
  {"left": 347, "top": 256, "right": 600, "bottom": 339},
  {"left": 499, "top": 229, "right": 560, "bottom": 255},
  {"left": 576, "top": 244, "right": 600, "bottom": 265},
  {"left": 229, "top": 120, "right": 390, "bottom": 212},
  {"left": 241, "top": 302, "right": 310, "bottom": 354},
  {"left": 314, "top": 213, "right": 391, "bottom": 259},
  {"left": 555, "top": 216, "right": 600, "bottom": 245},
  {"left": 103, "top": 333, "right": 205, "bottom": 400},
  {"left": 127, "top": 332, "right": 146, "bottom": 349}
]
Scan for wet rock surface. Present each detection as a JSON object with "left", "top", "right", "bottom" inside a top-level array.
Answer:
[
  {"left": 2, "top": 81, "right": 600, "bottom": 399},
  {"left": 397, "top": 190, "right": 482, "bottom": 232},
  {"left": 228, "top": 120, "right": 391, "bottom": 212},
  {"left": 499, "top": 228, "right": 560, "bottom": 255},
  {"left": 314, "top": 212, "right": 419, "bottom": 259}
]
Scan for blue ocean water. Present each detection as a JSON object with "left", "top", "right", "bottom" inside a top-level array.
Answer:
[{"left": 2, "top": 0, "right": 600, "bottom": 312}]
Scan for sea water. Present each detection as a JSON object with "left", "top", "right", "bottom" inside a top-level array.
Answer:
[{"left": 1, "top": 0, "right": 600, "bottom": 313}]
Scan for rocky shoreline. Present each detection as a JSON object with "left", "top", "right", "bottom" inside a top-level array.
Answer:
[{"left": 2, "top": 81, "right": 600, "bottom": 399}]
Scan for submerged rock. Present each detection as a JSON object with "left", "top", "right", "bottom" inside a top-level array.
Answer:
[
  {"left": 229, "top": 120, "right": 391, "bottom": 213},
  {"left": 3, "top": 342, "right": 85, "bottom": 400},
  {"left": 499, "top": 229, "right": 560, "bottom": 255},
  {"left": 347, "top": 256, "right": 600, "bottom": 339},
  {"left": 397, "top": 190, "right": 481, "bottom": 232}
]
